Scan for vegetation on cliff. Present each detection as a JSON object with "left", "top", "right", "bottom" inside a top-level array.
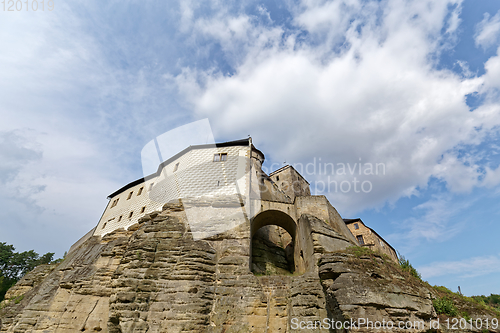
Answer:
[
  {"left": 345, "top": 245, "right": 500, "bottom": 324},
  {"left": 432, "top": 285, "right": 500, "bottom": 320},
  {"left": 473, "top": 294, "right": 500, "bottom": 311},
  {"left": 0, "top": 242, "right": 61, "bottom": 302}
]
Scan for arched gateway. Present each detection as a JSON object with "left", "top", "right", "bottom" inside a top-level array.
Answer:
[{"left": 250, "top": 209, "right": 311, "bottom": 274}]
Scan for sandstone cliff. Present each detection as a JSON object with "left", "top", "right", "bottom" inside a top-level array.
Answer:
[{"left": 1, "top": 202, "right": 498, "bottom": 332}]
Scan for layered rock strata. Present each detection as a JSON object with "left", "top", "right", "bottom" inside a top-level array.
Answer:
[{"left": 2, "top": 201, "right": 490, "bottom": 333}]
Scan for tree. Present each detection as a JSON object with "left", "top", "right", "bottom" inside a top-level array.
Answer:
[{"left": 0, "top": 242, "right": 56, "bottom": 302}]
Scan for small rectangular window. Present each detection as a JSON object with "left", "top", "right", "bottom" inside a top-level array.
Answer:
[
  {"left": 127, "top": 191, "right": 133, "bottom": 200},
  {"left": 356, "top": 235, "right": 365, "bottom": 245},
  {"left": 354, "top": 223, "right": 359, "bottom": 230},
  {"left": 276, "top": 176, "right": 279, "bottom": 181},
  {"left": 213, "top": 153, "right": 227, "bottom": 162},
  {"left": 111, "top": 198, "right": 119, "bottom": 208},
  {"left": 141, "top": 206, "right": 146, "bottom": 213},
  {"left": 173, "top": 162, "right": 179, "bottom": 172},
  {"left": 102, "top": 222, "right": 107, "bottom": 229},
  {"left": 118, "top": 215, "right": 122, "bottom": 222},
  {"left": 137, "top": 187, "right": 144, "bottom": 196},
  {"left": 128, "top": 211, "right": 133, "bottom": 218}
]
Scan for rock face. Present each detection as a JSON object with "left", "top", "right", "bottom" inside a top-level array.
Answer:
[
  {"left": 1, "top": 202, "right": 489, "bottom": 333},
  {"left": 252, "top": 225, "right": 294, "bottom": 275},
  {"left": 318, "top": 252, "right": 436, "bottom": 333}
]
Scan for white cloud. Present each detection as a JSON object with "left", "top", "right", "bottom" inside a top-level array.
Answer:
[
  {"left": 0, "top": 130, "right": 42, "bottom": 185},
  {"left": 0, "top": 5, "right": 166, "bottom": 256},
  {"left": 2, "top": 0, "right": 500, "bottom": 259},
  {"left": 475, "top": 11, "right": 500, "bottom": 49},
  {"left": 419, "top": 254, "right": 500, "bottom": 279},
  {"left": 482, "top": 47, "right": 500, "bottom": 89},
  {"left": 483, "top": 164, "right": 500, "bottom": 187},
  {"left": 175, "top": 0, "right": 500, "bottom": 215}
]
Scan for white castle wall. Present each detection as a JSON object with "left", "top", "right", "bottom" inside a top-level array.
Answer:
[{"left": 94, "top": 145, "right": 252, "bottom": 237}]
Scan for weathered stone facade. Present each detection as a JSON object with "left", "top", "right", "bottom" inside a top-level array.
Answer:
[
  {"left": 269, "top": 165, "right": 311, "bottom": 201},
  {"left": 344, "top": 218, "right": 398, "bottom": 262}
]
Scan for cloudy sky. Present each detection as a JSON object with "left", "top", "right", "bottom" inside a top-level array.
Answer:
[{"left": 1, "top": 0, "right": 500, "bottom": 296}]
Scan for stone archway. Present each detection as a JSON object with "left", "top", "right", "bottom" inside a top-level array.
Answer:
[
  {"left": 250, "top": 210, "right": 305, "bottom": 274},
  {"left": 251, "top": 210, "right": 297, "bottom": 240}
]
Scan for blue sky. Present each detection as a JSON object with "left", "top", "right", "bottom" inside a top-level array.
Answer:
[{"left": 1, "top": 0, "right": 500, "bottom": 296}]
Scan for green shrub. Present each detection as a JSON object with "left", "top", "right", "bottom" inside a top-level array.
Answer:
[
  {"left": 397, "top": 252, "right": 422, "bottom": 280},
  {"left": 434, "top": 285, "right": 453, "bottom": 294},
  {"left": 348, "top": 246, "right": 373, "bottom": 257},
  {"left": 460, "top": 311, "right": 471, "bottom": 321},
  {"left": 433, "top": 297, "right": 458, "bottom": 317}
]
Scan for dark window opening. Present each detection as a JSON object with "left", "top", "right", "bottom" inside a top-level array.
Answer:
[
  {"left": 128, "top": 211, "right": 133, "bottom": 218},
  {"left": 137, "top": 187, "right": 144, "bottom": 195},
  {"left": 111, "top": 198, "right": 119, "bottom": 208},
  {"left": 127, "top": 191, "right": 133, "bottom": 200},
  {"left": 356, "top": 235, "right": 365, "bottom": 245},
  {"left": 354, "top": 223, "right": 359, "bottom": 230},
  {"left": 141, "top": 206, "right": 146, "bottom": 213}
]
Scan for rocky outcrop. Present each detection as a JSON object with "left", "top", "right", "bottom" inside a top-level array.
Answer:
[
  {"left": 319, "top": 251, "right": 435, "bottom": 332},
  {"left": 2, "top": 202, "right": 495, "bottom": 333}
]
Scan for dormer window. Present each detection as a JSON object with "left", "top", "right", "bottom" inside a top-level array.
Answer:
[{"left": 213, "top": 153, "right": 227, "bottom": 162}]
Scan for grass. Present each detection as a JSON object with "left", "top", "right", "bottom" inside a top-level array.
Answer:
[
  {"left": 348, "top": 246, "right": 373, "bottom": 257},
  {"left": 433, "top": 297, "right": 458, "bottom": 316},
  {"left": 14, "top": 294, "right": 24, "bottom": 304},
  {"left": 431, "top": 285, "right": 500, "bottom": 320}
]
